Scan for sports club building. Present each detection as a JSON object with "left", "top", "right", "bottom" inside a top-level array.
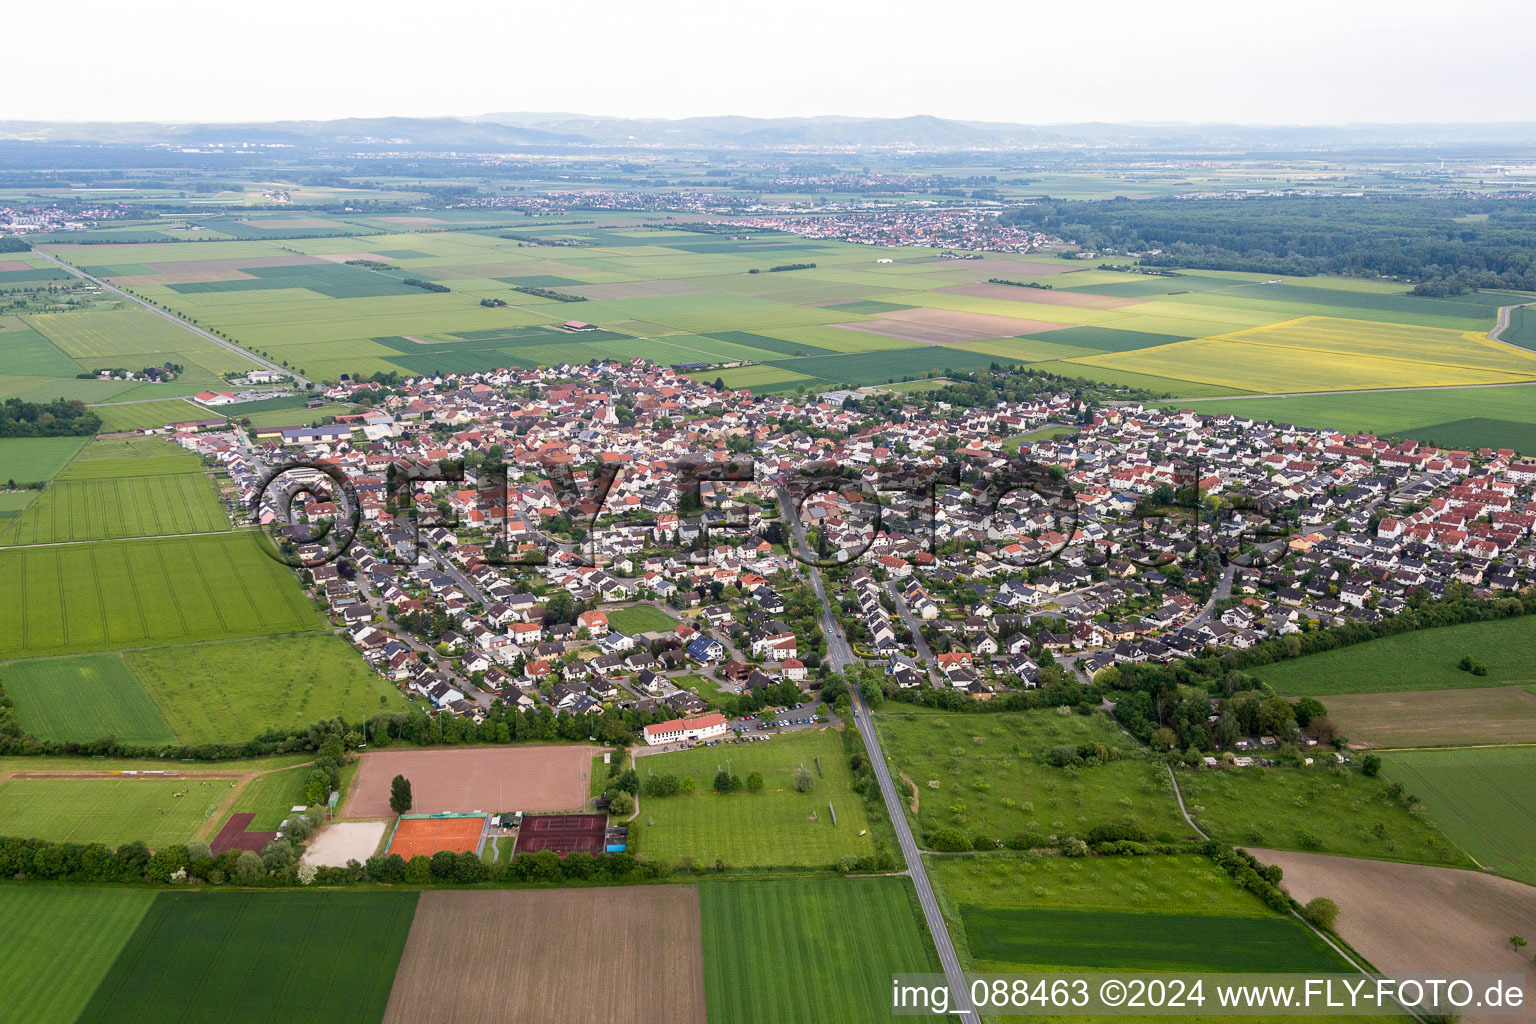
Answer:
[{"left": 641, "top": 712, "right": 729, "bottom": 746}]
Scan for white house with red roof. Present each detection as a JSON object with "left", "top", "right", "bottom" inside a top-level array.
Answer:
[{"left": 641, "top": 712, "right": 728, "bottom": 746}]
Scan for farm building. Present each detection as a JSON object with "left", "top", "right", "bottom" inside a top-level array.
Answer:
[{"left": 562, "top": 320, "right": 599, "bottom": 332}]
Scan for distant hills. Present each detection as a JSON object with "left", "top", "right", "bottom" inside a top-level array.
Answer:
[{"left": 4, "top": 113, "right": 1536, "bottom": 153}]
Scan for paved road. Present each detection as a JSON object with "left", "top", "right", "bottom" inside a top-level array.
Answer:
[
  {"left": 778, "top": 484, "right": 977, "bottom": 1020},
  {"left": 852, "top": 686, "right": 979, "bottom": 1023},
  {"left": 884, "top": 581, "right": 940, "bottom": 682},
  {"left": 34, "top": 248, "right": 308, "bottom": 386}
]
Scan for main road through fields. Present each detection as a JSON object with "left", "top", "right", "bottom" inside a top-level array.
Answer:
[
  {"left": 32, "top": 249, "right": 308, "bottom": 386},
  {"left": 778, "top": 483, "right": 979, "bottom": 1023}
]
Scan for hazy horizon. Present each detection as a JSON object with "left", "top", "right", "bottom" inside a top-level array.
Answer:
[{"left": 9, "top": 0, "right": 1535, "bottom": 125}]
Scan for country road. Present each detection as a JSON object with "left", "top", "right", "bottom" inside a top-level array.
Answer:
[
  {"left": 33, "top": 248, "right": 308, "bottom": 387},
  {"left": 778, "top": 484, "right": 978, "bottom": 1022}
]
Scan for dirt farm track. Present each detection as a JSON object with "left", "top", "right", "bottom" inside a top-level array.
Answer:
[
  {"left": 383, "top": 888, "right": 706, "bottom": 1024},
  {"left": 1253, "top": 849, "right": 1536, "bottom": 1024},
  {"left": 343, "top": 745, "right": 596, "bottom": 818}
]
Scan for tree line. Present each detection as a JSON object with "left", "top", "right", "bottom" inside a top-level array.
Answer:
[
  {"left": 0, "top": 397, "right": 101, "bottom": 438},
  {"left": 1002, "top": 195, "right": 1536, "bottom": 290}
]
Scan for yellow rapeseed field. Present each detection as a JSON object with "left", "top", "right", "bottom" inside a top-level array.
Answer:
[{"left": 1066, "top": 315, "right": 1536, "bottom": 392}]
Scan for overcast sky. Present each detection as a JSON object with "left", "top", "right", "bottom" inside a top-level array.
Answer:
[{"left": 10, "top": 0, "right": 1536, "bottom": 125}]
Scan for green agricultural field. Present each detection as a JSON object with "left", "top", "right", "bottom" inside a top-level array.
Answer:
[
  {"left": 1380, "top": 746, "right": 1536, "bottom": 886},
  {"left": 1, "top": 468, "right": 228, "bottom": 545},
  {"left": 699, "top": 877, "right": 939, "bottom": 1024},
  {"left": 0, "top": 436, "right": 89, "bottom": 484},
  {"left": 928, "top": 852, "right": 1277, "bottom": 918},
  {"left": 123, "top": 634, "right": 407, "bottom": 744},
  {"left": 2, "top": 653, "right": 175, "bottom": 744},
  {"left": 0, "top": 777, "right": 225, "bottom": 846},
  {"left": 1156, "top": 384, "right": 1536, "bottom": 454},
  {"left": 603, "top": 603, "right": 679, "bottom": 634},
  {"left": 0, "top": 887, "right": 157, "bottom": 1024},
  {"left": 962, "top": 906, "right": 1343, "bottom": 973},
  {"left": 77, "top": 891, "right": 419, "bottom": 1024},
  {"left": 0, "top": 532, "right": 322, "bottom": 658},
  {"left": 877, "top": 708, "right": 1188, "bottom": 843},
  {"left": 88, "top": 398, "right": 206, "bottom": 431},
  {"left": 635, "top": 727, "right": 875, "bottom": 868},
  {"left": 1175, "top": 764, "right": 1472, "bottom": 867},
  {"left": 1254, "top": 617, "right": 1536, "bottom": 696}
]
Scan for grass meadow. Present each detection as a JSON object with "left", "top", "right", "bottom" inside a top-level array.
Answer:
[
  {"left": 2, "top": 652, "right": 175, "bottom": 745},
  {"left": 1254, "top": 616, "right": 1536, "bottom": 696},
  {"left": 0, "top": 777, "right": 226, "bottom": 846},
  {"left": 1380, "top": 746, "right": 1536, "bottom": 886},
  {"left": 123, "top": 634, "right": 407, "bottom": 744},
  {"left": 1155, "top": 383, "right": 1536, "bottom": 454},
  {"left": 635, "top": 727, "right": 875, "bottom": 868},
  {"left": 602, "top": 602, "right": 679, "bottom": 634},
  {"left": 876, "top": 707, "right": 1188, "bottom": 843},
  {"left": 0, "top": 436, "right": 89, "bottom": 484},
  {"left": 1176, "top": 764, "right": 1473, "bottom": 868},
  {"left": 77, "top": 891, "right": 419, "bottom": 1024},
  {"left": 699, "top": 877, "right": 939, "bottom": 1024},
  {"left": 0, "top": 887, "right": 156, "bottom": 1024}
]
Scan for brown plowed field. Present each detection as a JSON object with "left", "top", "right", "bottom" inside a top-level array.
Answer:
[
  {"left": 383, "top": 888, "right": 705, "bottom": 1024},
  {"left": 830, "top": 319, "right": 997, "bottom": 346},
  {"left": 939, "top": 282, "right": 1149, "bottom": 309},
  {"left": 1251, "top": 849, "right": 1536, "bottom": 1023},
  {"left": 877, "top": 306, "right": 1070, "bottom": 337},
  {"left": 344, "top": 745, "right": 596, "bottom": 818},
  {"left": 1323, "top": 686, "right": 1536, "bottom": 748}
]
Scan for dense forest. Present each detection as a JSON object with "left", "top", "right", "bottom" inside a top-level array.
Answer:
[
  {"left": 0, "top": 398, "right": 101, "bottom": 437},
  {"left": 1002, "top": 196, "right": 1536, "bottom": 291}
]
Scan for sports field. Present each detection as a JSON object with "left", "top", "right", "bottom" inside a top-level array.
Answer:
[
  {"left": 0, "top": 532, "right": 323, "bottom": 658},
  {"left": 345, "top": 744, "right": 595, "bottom": 817},
  {"left": 1175, "top": 764, "right": 1472, "bottom": 867},
  {"left": 2, "top": 652, "right": 175, "bottom": 744},
  {"left": 77, "top": 891, "right": 418, "bottom": 1024},
  {"left": 123, "top": 634, "right": 408, "bottom": 744},
  {"left": 1254, "top": 616, "right": 1536, "bottom": 696},
  {"left": 636, "top": 727, "right": 875, "bottom": 868},
  {"left": 0, "top": 887, "right": 157, "bottom": 1024},
  {"left": 876, "top": 707, "right": 1187, "bottom": 843},
  {"left": 386, "top": 814, "right": 488, "bottom": 858},
  {"left": 386, "top": 888, "right": 706, "bottom": 1024},
  {"left": 1379, "top": 746, "right": 1536, "bottom": 886},
  {"left": 699, "top": 877, "right": 939, "bottom": 1024},
  {"left": 0, "top": 775, "right": 227, "bottom": 846}
]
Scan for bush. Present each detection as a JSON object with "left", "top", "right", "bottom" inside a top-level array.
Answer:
[
  {"left": 1303, "top": 896, "right": 1340, "bottom": 930},
  {"left": 927, "top": 828, "right": 972, "bottom": 852},
  {"left": 1361, "top": 754, "right": 1381, "bottom": 778},
  {"left": 607, "top": 791, "right": 634, "bottom": 816},
  {"left": 234, "top": 850, "right": 266, "bottom": 883}
]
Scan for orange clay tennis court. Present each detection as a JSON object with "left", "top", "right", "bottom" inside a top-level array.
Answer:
[{"left": 385, "top": 814, "right": 488, "bottom": 858}]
